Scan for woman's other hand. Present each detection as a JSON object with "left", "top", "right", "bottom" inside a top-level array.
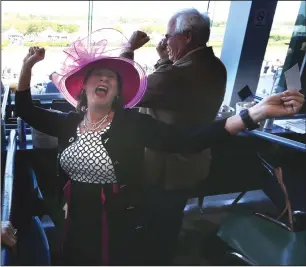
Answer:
[
  {"left": 1, "top": 221, "right": 17, "bottom": 248},
  {"left": 249, "top": 91, "right": 305, "bottom": 122},
  {"left": 23, "top": 46, "right": 45, "bottom": 68},
  {"left": 17, "top": 46, "right": 45, "bottom": 92}
]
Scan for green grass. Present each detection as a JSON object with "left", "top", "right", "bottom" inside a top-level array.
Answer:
[
  {"left": 1, "top": 40, "right": 10, "bottom": 47},
  {"left": 24, "top": 41, "right": 71, "bottom": 47},
  {"left": 1, "top": 41, "right": 289, "bottom": 58}
]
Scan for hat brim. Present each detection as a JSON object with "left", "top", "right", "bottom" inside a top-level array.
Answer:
[{"left": 57, "top": 57, "right": 147, "bottom": 109}]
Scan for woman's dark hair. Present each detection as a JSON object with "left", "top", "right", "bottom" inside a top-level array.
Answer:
[
  {"left": 49, "top": 71, "right": 57, "bottom": 81},
  {"left": 76, "top": 69, "right": 124, "bottom": 113}
]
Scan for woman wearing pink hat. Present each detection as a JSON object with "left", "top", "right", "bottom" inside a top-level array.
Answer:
[{"left": 15, "top": 29, "right": 304, "bottom": 265}]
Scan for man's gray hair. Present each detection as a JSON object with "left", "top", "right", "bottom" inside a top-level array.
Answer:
[{"left": 171, "top": 8, "right": 211, "bottom": 45}]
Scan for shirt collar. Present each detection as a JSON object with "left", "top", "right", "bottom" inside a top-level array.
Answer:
[{"left": 174, "top": 46, "right": 210, "bottom": 65}]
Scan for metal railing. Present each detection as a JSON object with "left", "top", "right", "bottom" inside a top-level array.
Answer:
[
  {"left": 1, "top": 86, "right": 11, "bottom": 121},
  {"left": 1, "top": 130, "right": 17, "bottom": 221},
  {"left": 1, "top": 130, "right": 17, "bottom": 266}
]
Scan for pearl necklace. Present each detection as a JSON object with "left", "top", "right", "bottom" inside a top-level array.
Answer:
[{"left": 83, "top": 112, "right": 109, "bottom": 131}]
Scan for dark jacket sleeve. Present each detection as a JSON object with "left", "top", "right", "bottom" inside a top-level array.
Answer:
[
  {"left": 138, "top": 63, "right": 179, "bottom": 109},
  {"left": 15, "top": 89, "right": 69, "bottom": 137},
  {"left": 120, "top": 51, "right": 175, "bottom": 109},
  {"left": 140, "top": 113, "right": 231, "bottom": 153}
]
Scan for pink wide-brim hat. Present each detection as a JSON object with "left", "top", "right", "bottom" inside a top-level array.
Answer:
[{"left": 53, "top": 28, "right": 147, "bottom": 108}]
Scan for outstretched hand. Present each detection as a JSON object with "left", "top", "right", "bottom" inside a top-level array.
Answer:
[
  {"left": 250, "top": 91, "right": 305, "bottom": 122},
  {"left": 261, "top": 91, "right": 304, "bottom": 117},
  {"left": 225, "top": 91, "right": 304, "bottom": 136},
  {"left": 23, "top": 46, "right": 45, "bottom": 68}
]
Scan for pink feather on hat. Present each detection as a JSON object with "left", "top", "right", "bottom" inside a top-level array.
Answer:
[{"left": 53, "top": 28, "right": 147, "bottom": 108}]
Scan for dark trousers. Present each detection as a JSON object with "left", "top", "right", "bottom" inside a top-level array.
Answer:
[{"left": 145, "top": 187, "right": 189, "bottom": 265}]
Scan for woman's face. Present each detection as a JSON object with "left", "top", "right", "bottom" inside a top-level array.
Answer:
[{"left": 83, "top": 68, "right": 119, "bottom": 109}]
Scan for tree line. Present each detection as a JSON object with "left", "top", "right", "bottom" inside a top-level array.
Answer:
[
  {"left": 2, "top": 11, "right": 299, "bottom": 37},
  {"left": 2, "top": 20, "right": 79, "bottom": 35}
]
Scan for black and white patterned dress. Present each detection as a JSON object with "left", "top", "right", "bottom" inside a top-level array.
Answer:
[
  {"left": 60, "top": 123, "right": 117, "bottom": 184},
  {"left": 59, "top": 123, "right": 119, "bottom": 265}
]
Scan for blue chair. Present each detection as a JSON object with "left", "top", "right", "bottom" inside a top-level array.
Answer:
[
  {"left": 31, "top": 168, "right": 57, "bottom": 264},
  {"left": 217, "top": 211, "right": 306, "bottom": 265},
  {"left": 214, "top": 155, "right": 306, "bottom": 265},
  {"left": 16, "top": 216, "right": 51, "bottom": 265},
  {"left": 1, "top": 247, "right": 13, "bottom": 266}
]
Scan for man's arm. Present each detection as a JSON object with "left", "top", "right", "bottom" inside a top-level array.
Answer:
[
  {"left": 154, "top": 58, "right": 173, "bottom": 69},
  {"left": 139, "top": 63, "right": 179, "bottom": 109},
  {"left": 120, "top": 49, "right": 178, "bottom": 110},
  {"left": 120, "top": 31, "right": 180, "bottom": 109},
  {"left": 120, "top": 48, "right": 135, "bottom": 61}
]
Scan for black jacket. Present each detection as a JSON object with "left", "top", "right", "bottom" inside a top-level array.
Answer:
[
  {"left": 15, "top": 89, "right": 231, "bottom": 189},
  {"left": 15, "top": 89, "right": 231, "bottom": 263}
]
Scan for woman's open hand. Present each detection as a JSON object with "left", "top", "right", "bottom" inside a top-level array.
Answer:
[{"left": 249, "top": 91, "right": 305, "bottom": 122}]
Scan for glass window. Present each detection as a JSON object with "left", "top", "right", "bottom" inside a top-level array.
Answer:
[
  {"left": 256, "top": 1, "right": 302, "bottom": 97},
  {"left": 1, "top": 1, "right": 90, "bottom": 97},
  {"left": 1, "top": 1, "right": 230, "bottom": 98},
  {"left": 207, "top": 1, "right": 231, "bottom": 58},
  {"left": 91, "top": 1, "right": 229, "bottom": 74},
  {"left": 277, "top": 1, "right": 305, "bottom": 93}
]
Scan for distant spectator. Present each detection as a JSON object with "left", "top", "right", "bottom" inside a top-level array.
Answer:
[
  {"left": 263, "top": 61, "right": 270, "bottom": 74},
  {"left": 9, "top": 83, "right": 17, "bottom": 94},
  {"left": 45, "top": 72, "right": 59, "bottom": 94},
  {"left": 271, "top": 58, "right": 283, "bottom": 74}
]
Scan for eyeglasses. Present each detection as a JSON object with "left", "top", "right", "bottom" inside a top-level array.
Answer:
[
  {"left": 165, "top": 33, "right": 173, "bottom": 39},
  {"left": 165, "top": 30, "right": 190, "bottom": 40},
  {"left": 165, "top": 33, "right": 178, "bottom": 39}
]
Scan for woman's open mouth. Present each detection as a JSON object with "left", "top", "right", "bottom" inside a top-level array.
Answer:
[{"left": 95, "top": 86, "right": 108, "bottom": 97}]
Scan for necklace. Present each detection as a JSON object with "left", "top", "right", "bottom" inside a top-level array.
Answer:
[
  {"left": 85, "top": 113, "right": 109, "bottom": 127},
  {"left": 83, "top": 112, "right": 109, "bottom": 131}
]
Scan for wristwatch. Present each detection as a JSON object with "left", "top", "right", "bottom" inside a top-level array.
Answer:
[{"left": 239, "top": 109, "right": 260, "bottom": 130}]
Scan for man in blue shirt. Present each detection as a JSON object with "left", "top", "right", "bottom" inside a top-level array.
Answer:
[{"left": 45, "top": 72, "right": 59, "bottom": 94}]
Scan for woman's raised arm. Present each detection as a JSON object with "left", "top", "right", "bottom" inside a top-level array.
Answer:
[{"left": 15, "top": 47, "right": 71, "bottom": 137}]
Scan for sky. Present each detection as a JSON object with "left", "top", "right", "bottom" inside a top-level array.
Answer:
[
  {"left": 1, "top": 1, "right": 211, "bottom": 18},
  {"left": 1, "top": 1, "right": 302, "bottom": 22}
]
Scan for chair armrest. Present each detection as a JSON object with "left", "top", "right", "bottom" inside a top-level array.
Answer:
[
  {"left": 293, "top": 210, "right": 306, "bottom": 217},
  {"left": 254, "top": 212, "right": 291, "bottom": 231},
  {"left": 293, "top": 210, "right": 306, "bottom": 231},
  {"left": 226, "top": 251, "right": 256, "bottom": 265}
]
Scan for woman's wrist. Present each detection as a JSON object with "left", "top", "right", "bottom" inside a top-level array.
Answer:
[
  {"left": 22, "top": 62, "right": 34, "bottom": 71},
  {"left": 17, "top": 63, "right": 33, "bottom": 92},
  {"left": 248, "top": 105, "right": 266, "bottom": 123}
]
